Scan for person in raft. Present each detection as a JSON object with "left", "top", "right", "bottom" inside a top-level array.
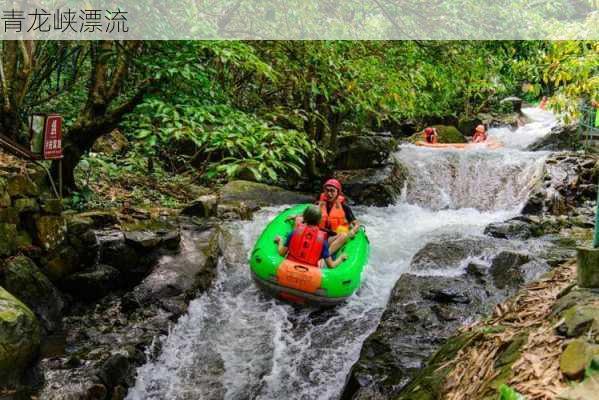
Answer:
[
  {"left": 275, "top": 205, "right": 347, "bottom": 269},
  {"left": 472, "top": 124, "right": 488, "bottom": 143},
  {"left": 316, "top": 178, "right": 361, "bottom": 254},
  {"left": 423, "top": 127, "right": 438, "bottom": 144}
]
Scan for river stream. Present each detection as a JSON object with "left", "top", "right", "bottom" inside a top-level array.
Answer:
[{"left": 127, "top": 108, "right": 557, "bottom": 400}]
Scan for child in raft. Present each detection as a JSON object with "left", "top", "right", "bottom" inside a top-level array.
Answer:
[{"left": 274, "top": 205, "right": 348, "bottom": 269}]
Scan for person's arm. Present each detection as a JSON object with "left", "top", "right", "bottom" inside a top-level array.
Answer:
[
  {"left": 274, "top": 235, "right": 289, "bottom": 256},
  {"left": 325, "top": 254, "right": 348, "bottom": 268}
]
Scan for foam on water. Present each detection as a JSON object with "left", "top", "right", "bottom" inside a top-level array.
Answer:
[{"left": 126, "top": 108, "right": 557, "bottom": 400}]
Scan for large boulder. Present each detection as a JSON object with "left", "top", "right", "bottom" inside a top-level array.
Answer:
[
  {"left": 484, "top": 218, "right": 534, "bottom": 240},
  {"left": 522, "top": 152, "right": 599, "bottom": 216},
  {"left": 334, "top": 159, "right": 408, "bottom": 206},
  {"left": 0, "top": 286, "right": 40, "bottom": 386},
  {"left": 219, "top": 180, "right": 314, "bottom": 209},
  {"left": 334, "top": 133, "right": 396, "bottom": 170},
  {"left": 6, "top": 174, "right": 39, "bottom": 198},
  {"left": 2, "top": 256, "right": 65, "bottom": 333},
  {"left": 62, "top": 264, "right": 121, "bottom": 301},
  {"left": 528, "top": 124, "right": 578, "bottom": 151},
  {"left": 123, "top": 225, "right": 220, "bottom": 315},
  {"left": 410, "top": 236, "right": 495, "bottom": 271}
]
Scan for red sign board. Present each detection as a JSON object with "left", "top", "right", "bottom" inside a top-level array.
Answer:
[{"left": 43, "top": 115, "right": 63, "bottom": 160}]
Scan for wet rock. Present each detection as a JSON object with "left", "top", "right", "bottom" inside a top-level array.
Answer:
[
  {"left": 34, "top": 215, "right": 67, "bottom": 251},
  {"left": 2, "top": 256, "right": 65, "bottom": 333},
  {"left": 528, "top": 124, "right": 578, "bottom": 151},
  {"left": 62, "top": 265, "right": 121, "bottom": 301},
  {"left": 0, "top": 223, "right": 17, "bottom": 257},
  {"left": 343, "top": 272, "right": 500, "bottom": 399},
  {"left": 123, "top": 227, "right": 220, "bottom": 314},
  {"left": 181, "top": 194, "right": 218, "bottom": 217},
  {"left": 334, "top": 133, "right": 396, "bottom": 170},
  {"left": 334, "top": 159, "right": 408, "bottom": 206},
  {"left": 217, "top": 201, "right": 253, "bottom": 220},
  {"left": 489, "top": 251, "right": 531, "bottom": 289},
  {"left": 124, "top": 230, "right": 162, "bottom": 249},
  {"left": 411, "top": 236, "right": 493, "bottom": 271},
  {"left": 220, "top": 180, "right": 313, "bottom": 209},
  {"left": 522, "top": 152, "right": 599, "bottom": 217},
  {"left": 0, "top": 286, "right": 40, "bottom": 386},
  {"left": 484, "top": 220, "right": 533, "bottom": 240},
  {"left": 98, "top": 353, "right": 133, "bottom": 389},
  {"left": 96, "top": 230, "right": 152, "bottom": 284},
  {"left": 560, "top": 340, "right": 589, "bottom": 379},
  {"left": 343, "top": 241, "right": 549, "bottom": 399}
]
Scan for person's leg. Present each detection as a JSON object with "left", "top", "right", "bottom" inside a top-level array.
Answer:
[{"left": 329, "top": 233, "right": 348, "bottom": 254}]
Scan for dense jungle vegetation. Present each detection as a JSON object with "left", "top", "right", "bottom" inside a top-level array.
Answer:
[{"left": 0, "top": 40, "right": 597, "bottom": 207}]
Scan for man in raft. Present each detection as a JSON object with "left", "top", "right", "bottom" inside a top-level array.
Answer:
[
  {"left": 472, "top": 124, "right": 488, "bottom": 143},
  {"left": 275, "top": 205, "right": 348, "bottom": 269},
  {"left": 423, "top": 127, "right": 438, "bottom": 144}
]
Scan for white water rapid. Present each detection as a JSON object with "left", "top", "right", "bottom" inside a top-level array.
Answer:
[{"left": 126, "top": 108, "right": 557, "bottom": 400}]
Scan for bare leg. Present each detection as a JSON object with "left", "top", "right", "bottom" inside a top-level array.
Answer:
[{"left": 329, "top": 233, "right": 348, "bottom": 254}]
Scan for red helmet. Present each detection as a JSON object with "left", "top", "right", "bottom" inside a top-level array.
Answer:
[
  {"left": 424, "top": 127, "right": 434, "bottom": 134},
  {"left": 323, "top": 178, "right": 342, "bottom": 192}
]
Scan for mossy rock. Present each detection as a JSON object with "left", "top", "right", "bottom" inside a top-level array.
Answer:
[
  {"left": 14, "top": 197, "right": 39, "bottom": 213},
  {"left": 0, "top": 176, "right": 9, "bottom": 205},
  {"left": 40, "top": 198, "right": 63, "bottom": 215},
  {"left": 0, "top": 286, "right": 41, "bottom": 386},
  {"left": 34, "top": 215, "right": 67, "bottom": 251},
  {"left": 0, "top": 223, "right": 17, "bottom": 257},
  {"left": 43, "top": 245, "right": 82, "bottom": 281},
  {"left": 2, "top": 256, "right": 65, "bottom": 333},
  {"left": 396, "top": 332, "right": 479, "bottom": 400},
  {"left": 6, "top": 174, "right": 38, "bottom": 198},
  {"left": 0, "top": 207, "right": 19, "bottom": 224},
  {"left": 560, "top": 340, "right": 590, "bottom": 379},
  {"left": 562, "top": 305, "right": 599, "bottom": 338},
  {"left": 433, "top": 125, "right": 467, "bottom": 144},
  {"left": 406, "top": 125, "right": 467, "bottom": 144}
]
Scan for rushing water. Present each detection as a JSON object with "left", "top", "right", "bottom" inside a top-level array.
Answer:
[{"left": 127, "top": 108, "right": 556, "bottom": 400}]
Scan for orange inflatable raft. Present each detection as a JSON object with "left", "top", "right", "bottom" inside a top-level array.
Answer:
[{"left": 415, "top": 139, "right": 503, "bottom": 150}]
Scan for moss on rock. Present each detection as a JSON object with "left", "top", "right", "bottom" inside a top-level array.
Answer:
[
  {"left": 0, "top": 286, "right": 41, "bottom": 387},
  {"left": 0, "top": 223, "right": 17, "bottom": 257},
  {"left": 34, "top": 215, "right": 67, "bottom": 251}
]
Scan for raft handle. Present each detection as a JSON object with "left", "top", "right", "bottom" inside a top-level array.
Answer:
[
  {"left": 342, "top": 280, "right": 352, "bottom": 286},
  {"left": 293, "top": 264, "right": 309, "bottom": 272}
]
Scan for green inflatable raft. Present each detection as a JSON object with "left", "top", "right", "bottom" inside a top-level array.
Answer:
[{"left": 249, "top": 204, "right": 370, "bottom": 306}]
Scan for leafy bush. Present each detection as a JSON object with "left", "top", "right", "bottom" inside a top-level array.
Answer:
[{"left": 123, "top": 98, "right": 323, "bottom": 183}]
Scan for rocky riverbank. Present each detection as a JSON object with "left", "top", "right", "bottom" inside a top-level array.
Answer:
[
  {"left": 0, "top": 157, "right": 313, "bottom": 399},
  {"left": 341, "top": 147, "right": 599, "bottom": 400}
]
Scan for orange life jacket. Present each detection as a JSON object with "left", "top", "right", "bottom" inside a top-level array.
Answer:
[
  {"left": 287, "top": 223, "right": 327, "bottom": 266},
  {"left": 424, "top": 131, "right": 437, "bottom": 144},
  {"left": 318, "top": 194, "right": 349, "bottom": 233}
]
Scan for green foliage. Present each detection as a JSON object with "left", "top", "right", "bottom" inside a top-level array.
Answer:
[
  {"left": 123, "top": 98, "right": 322, "bottom": 183},
  {"left": 498, "top": 384, "right": 526, "bottom": 400}
]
